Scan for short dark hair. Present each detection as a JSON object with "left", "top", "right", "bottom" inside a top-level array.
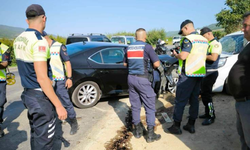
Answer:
[
  {"left": 136, "top": 28, "right": 146, "bottom": 33},
  {"left": 243, "top": 12, "right": 250, "bottom": 19}
]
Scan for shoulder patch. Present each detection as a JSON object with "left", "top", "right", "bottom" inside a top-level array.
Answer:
[
  {"left": 184, "top": 39, "right": 189, "bottom": 44},
  {"left": 61, "top": 45, "right": 67, "bottom": 51},
  {"left": 214, "top": 44, "right": 219, "bottom": 48}
]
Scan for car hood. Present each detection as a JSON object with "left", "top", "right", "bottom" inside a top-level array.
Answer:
[{"left": 220, "top": 53, "right": 233, "bottom": 58}]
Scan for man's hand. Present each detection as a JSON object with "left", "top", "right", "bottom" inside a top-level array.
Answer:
[
  {"left": 65, "top": 79, "right": 72, "bottom": 89},
  {"left": 171, "top": 50, "right": 177, "bottom": 57},
  {"left": 56, "top": 105, "right": 68, "bottom": 120}
]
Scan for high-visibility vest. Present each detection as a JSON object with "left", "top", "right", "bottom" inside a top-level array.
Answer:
[
  {"left": 178, "top": 34, "right": 209, "bottom": 77},
  {"left": 0, "top": 43, "right": 9, "bottom": 81},
  {"left": 49, "top": 42, "right": 65, "bottom": 81}
]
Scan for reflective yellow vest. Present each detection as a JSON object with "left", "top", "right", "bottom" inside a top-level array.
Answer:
[
  {"left": 0, "top": 43, "right": 9, "bottom": 81},
  {"left": 178, "top": 34, "right": 209, "bottom": 77},
  {"left": 49, "top": 42, "right": 65, "bottom": 81}
]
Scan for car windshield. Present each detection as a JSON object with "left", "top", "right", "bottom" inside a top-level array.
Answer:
[
  {"left": 111, "top": 37, "right": 125, "bottom": 44},
  {"left": 219, "top": 34, "right": 247, "bottom": 55},
  {"left": 66, "top": 37, "right": 88, "bottom": 44},
  {"left": 126, "top": 37, "right": 136, "bottom": 45}
]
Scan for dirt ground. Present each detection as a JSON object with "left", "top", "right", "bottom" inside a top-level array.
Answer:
[{"left": 74, "top": 92, "right": 241, "bottom": 150}]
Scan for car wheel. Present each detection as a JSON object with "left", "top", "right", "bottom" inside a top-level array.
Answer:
[
  {"left": 168, "top": 68, "right": 179, "bottom": 94},
  {"left": 72, "top": 81, "right": 101, "bottom": 109}
]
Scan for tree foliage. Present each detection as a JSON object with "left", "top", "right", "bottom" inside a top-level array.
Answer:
[
  {"left": 212, "top": 31, "right": 227, "bottom": 40},
  {"left": 49, "top": 35, "right": 66, "bottom": 45},
  {"left": 106, "top": 31, "right": 134, "bottom": 39},
  {"left": 216, "top": 0, "right": 250, "bottom": 34},
  {"left": 146, "top": 28, "right": 166, "bottom": 46}
]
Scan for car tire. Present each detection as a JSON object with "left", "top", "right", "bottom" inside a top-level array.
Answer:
[
  {"left": 72, "top": 81, "right": 101, "bottom": 109},
  {"left": 168, "top": 67, "right": 179, "bottom": 94}
]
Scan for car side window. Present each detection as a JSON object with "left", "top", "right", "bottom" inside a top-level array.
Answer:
[
  {"left": 101, "top": 48, "right": 124, "bottom": 64},
  {"left": 90, "top": 52, "right": 102, "bottom": 63},
  {"left": 103, "top": 37, "right": 111, "bottom": 42}
]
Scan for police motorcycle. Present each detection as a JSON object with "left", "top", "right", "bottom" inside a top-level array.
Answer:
[
  {"left": 154, "top": 42, "right": 180, "bottom": 95},
  {"left": 155, "top": 39, "right": 169, "bottom": 55}
]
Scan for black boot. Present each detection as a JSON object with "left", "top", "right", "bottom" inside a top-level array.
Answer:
[
  {"left": 202, "top": 118, "right": 215, "bottom": 125},
  {"left": 168, "top": 121, "right": 182, "bottom": 135},
  {"left": 70, "top": 118, "right": 79, "bottom": 135},
  {"left": 133, "top": 122, "right": 143, "bottom": 138},
  {"left": 202, "top": 102, "right": 215, "bottom": 125},
  {"left": 146, "top": 126, "right": 161, "bottom": 143},
  {"left": 183, "top": 119, "right": 195, "bottom": 133},
  {"left": 0, "top": 126, "right": 4, "bottom": 138}
]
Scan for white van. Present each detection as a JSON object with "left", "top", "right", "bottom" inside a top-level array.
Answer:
[{"left": 213, "top": 31, "right": 247, "bottom": 93}]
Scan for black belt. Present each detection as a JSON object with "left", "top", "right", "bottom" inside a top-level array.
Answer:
[
  {"left": 130, "top": 74, "right": 148, "bottom": 78},
  {"left": 235, "top": 96, "right": 250, "bottom": 102}
]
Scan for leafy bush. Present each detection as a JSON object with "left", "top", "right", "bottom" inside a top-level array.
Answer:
[{"left": 146, "top": 28, "right": 166, "bottom": 46}]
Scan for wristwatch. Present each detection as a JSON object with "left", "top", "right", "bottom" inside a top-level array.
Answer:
[{"left": 67, "top": 76, "right": 73, "bottom": 80}]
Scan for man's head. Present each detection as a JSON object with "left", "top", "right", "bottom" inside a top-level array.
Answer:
[
  {"left": 200, "top": 27, "right": 214, "bottom": 41},
  {"left": 135, "top": 28, "right": 147, "bottom": 42},
  {"left": 242, "top": 12, "right": 250, "bottom": 41},
  {"left": 178, "top": 19, "right": 195, "bottom": 36},
  {"left": 25, "top": 4, "right": 47, "bottom": 31}
]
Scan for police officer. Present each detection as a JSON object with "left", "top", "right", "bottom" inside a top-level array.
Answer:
[
  {"left": 168, "top": 20, "right": 209, "bottom": 134},
  {"left": 123, "top": 28, "right": 162, "bottom": 143},
  {"left": 14, "top": 4, "right": 67, "bottom": 149},
  {"left": 43, "top": 32, "right": 79, "bottom": 135},
  {"left": 0, "top": 42, "right": 10, "bottom": 138},
  {"left": 199, "top": 27, "right": 222, "bottom": 125},
  {"left": 228, "top": 12, "right": 250, "bottom": 150}
]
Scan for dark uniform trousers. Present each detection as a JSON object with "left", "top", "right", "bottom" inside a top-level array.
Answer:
[
  {"left": 173, "top": 72, "right": 202, "bottom": 122},
  {"left": 236, "top": 100, "right": 250, "bottom": 150},
  {"left": 21, "top": 89, "right": 56, "bottom": 150},
  {"left": 54, "top": 80, "right": 76, "bottom": 119},
  {"left": 201, "top": 71, "right": 218, "bottom": 117},
  {"left": 128, "top": 75, "right": 156, "bottom": 127},
  {"left": 0, "top": 81, "right": 7, "bottom": 123}
]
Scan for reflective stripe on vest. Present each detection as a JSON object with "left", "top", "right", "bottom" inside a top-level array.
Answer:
[
  {"left": 0, "top": 43, "right": 9, "bottom": 81},
  {"left": 127, "top": 42, "right": 146, "bottom": 75},
  {"left": 178, "top": 34, "right": 209, "bottom": 77},
  {"left": 49, "top": 42, "right": 65, "bottom": 81}
]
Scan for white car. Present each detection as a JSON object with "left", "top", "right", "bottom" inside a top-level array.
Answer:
[
  {"left": 213, "top": 31, "right": 247, "bottom": 93},
  {"left": 172, "top": 36, "right": 182, "bottom": 45},
  {"left": 110, "top": 36, "right": 136, "bottom": 45}
]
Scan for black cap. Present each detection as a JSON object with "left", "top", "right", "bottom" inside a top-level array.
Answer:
[
  {"left": 200, "top": 27, "right": 212, "bottom": 35},
  {"left": 178, "top": 19, "right": 193, "bottom": 35},
  {"left": 26, "top": 4, "right": 45, "bottom": 18}
]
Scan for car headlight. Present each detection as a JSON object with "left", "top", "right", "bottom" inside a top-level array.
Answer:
[{"left": 218, "top": 57, "right": 227, "bottom": 68}]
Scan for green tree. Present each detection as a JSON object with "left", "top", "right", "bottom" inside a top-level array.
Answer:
[
  {"left": 212, "top": 31, "right": 226, "bottom": 40},
  {"left": 216, "top": 0, "right": 250, "bottom": 34},
  {"left": 146, "top": 28, "right": 166, "bottom": 46},
  {"left": 106, "top": 31, "right": 134, "bottom": 39},
  {"left": 49, "top": 35, "right": 66, "bottom": 45}
]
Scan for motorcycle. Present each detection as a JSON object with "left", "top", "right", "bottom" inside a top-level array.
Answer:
[
  {"left": 155, "top": 39, "right": 169, "bottom": 55},
  {"left": 154, "top": 41, "right": 180, "bottom": 95}
]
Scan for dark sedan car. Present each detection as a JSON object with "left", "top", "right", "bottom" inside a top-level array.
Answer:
[
  {"left": 67, "top": 42, "right": 178, "bottom": 109},
  {"left": 67, "top": 42, "right": 128, "bottom": 108}
]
